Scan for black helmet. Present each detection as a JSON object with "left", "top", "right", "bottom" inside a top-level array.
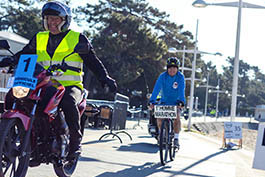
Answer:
[
  {"left": 42, "top": 1, "right": 71, "bottom": 32},
  {"left": 167, "top": 57, "right": 180, "bottom": 69}
]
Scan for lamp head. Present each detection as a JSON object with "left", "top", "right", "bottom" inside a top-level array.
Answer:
[
  {"left": 168, "top": 47, "right": 178, "bottom": 53},
  {"left": 192, "top": 0, "right": 208, "bottom": 8},
  {"left": 216, "top": 52, "right": 222, "bottom": 56}
]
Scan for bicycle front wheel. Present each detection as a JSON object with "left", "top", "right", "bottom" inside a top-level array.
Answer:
[
  {"left": 159, "top": 119, "right": 169, "bottom": 166},
  {"left": 169, "top": 120, "right": 176, "bottom": 161}
]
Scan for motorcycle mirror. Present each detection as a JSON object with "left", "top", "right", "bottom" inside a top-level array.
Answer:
[
  {"left": 0, "top": 40, "right": 10, "bottom": 50},
  {"left": 0, "top": 40, "right": 14, "bottom": 56}
]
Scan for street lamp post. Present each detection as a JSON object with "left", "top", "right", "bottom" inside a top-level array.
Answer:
[
  {"left": 196, "top": 72, "right": 216, "bottom": 122},
  {"left": 231, "top": 0, "right": 242, "bottom": 122},
  {"left": 188, "top": 20, "right": 199, "bottom": 131},
  {"left": 209, "top": 83, "right": 228, "bottom": 120},
  {"left": 182, "top": 46, "right": 185, "bottom": 73},
  {"left": 204, "top": 73, "right": 210, "bottom": 122},
  {"left": 168, "top": 20, "right": 221, "bottom": 131},
  {"left": 228, "top": 93, "right": 245, "bottom": 116},
  {"left": 215, "top": 79, "right": 221, "bottom": 119},
  {"left": 192, "top": 0, "right": 265, "bottom": 121}
]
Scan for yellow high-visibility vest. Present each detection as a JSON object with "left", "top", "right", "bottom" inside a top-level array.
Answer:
[{"left": 36, "top": 30, "right": 83, "bottom": 89}]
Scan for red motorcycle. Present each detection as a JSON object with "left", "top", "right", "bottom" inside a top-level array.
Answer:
[{"left": 0, "top": 40, "right": 87, "bottom": 177}]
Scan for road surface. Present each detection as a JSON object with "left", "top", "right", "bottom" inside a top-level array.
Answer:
[{"left": 25, "top": 120, "right": 265, "bottom": 177}]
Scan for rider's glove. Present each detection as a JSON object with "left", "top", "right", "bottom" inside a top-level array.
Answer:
[
  {"left": 101, "top": 76, "right": 117, "bottom": 93},
  {"left": 177, "top": 101, "right": 185, "bottom": 107},
  {"left": 149, "top": 100, "right": 155, "bottom": 105},
  {"left": 0, "top": 57, "right": 14, "bottom": 67}
]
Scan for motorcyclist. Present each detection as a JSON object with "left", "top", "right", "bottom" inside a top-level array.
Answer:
[
  {"left": 0, "top": 1, "right": 117, "bottom": 161},
  {"left": 149, "top": 57, "right": 185, "bottom": 148}
]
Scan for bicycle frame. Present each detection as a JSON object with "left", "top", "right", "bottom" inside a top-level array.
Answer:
[{"left": 153, "top": 105, "right": 181, "bottom": 165}]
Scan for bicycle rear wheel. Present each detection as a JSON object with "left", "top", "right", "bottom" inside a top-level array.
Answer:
[{"left": 159, "top": 120, "right": 169, "bottom": 166}]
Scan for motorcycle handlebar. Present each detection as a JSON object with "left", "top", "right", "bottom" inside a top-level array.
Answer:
[{"left": 47, "top": 64, "right": 81, "bottom": 75}]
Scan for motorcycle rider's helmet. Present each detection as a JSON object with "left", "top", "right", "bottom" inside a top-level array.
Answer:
[
  {"left": 167, "top": 57, "right": 180, "bottom": 69},
  {"left": 42, "top": 1, "right": 71, "bottom": 32}
]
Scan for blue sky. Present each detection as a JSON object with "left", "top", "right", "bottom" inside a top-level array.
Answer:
[{"left": 71, "top": 0, "right": 265, "bottom": 74}]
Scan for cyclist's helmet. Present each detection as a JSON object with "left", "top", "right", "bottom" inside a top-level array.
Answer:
[
  {"left": 42, "top": 1, "right": 71, "bottom": 32},
  {"left": 167, "top": 57, "right": 180, "bottom": 69}
]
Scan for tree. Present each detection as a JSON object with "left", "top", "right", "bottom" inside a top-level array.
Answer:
[
  {"left": 194, "top": 61, "right": 219, "bottom": 112},
  {"left": 0, "top": 0, "right": 43, "bottom": 39},
  {"left": 75, "top": 0, "right": 195, "bottom": 100},
  {"left": 220, "top": 57, "right": 265, "bottom": 116}
]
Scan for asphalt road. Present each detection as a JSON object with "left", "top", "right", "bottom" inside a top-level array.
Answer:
[{"left": 25, "top": 119, "right": 265, "bottom": 177}]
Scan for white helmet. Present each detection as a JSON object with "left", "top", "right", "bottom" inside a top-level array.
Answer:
[{"left": 42, "top": 1, "right": 71, "bottom": 32}]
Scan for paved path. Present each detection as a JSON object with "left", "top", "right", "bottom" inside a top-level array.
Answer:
[{"left": 25, "top": 120, "right": 265, "bottom": 177}]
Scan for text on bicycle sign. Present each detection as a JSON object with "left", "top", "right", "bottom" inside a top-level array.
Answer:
[{"left": 154, "top": 105, "right": 177, "bottom": 119}]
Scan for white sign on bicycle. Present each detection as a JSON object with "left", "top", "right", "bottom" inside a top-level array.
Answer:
[{"left": 154, "top": 105, "right": 177, "bottom": 119}]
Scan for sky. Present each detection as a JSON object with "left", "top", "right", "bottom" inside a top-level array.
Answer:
[
  {"left": 71, "top": 0, "right": 265, "bottom": 74},
  {"left": 147, "top": 0, "right": 265, "bottom": 74}
]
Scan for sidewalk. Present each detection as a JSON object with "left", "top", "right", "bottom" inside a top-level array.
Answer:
[{"left": 26, "top": 119, "right": 265, "bottom": 177}]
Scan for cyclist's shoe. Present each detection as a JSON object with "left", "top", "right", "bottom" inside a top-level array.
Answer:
[
  {"left": 173, "top": 138, "right": 180, "bottom": 149},
  {"left": 29, "top": 158, "right": 41, "bottom": 167}
]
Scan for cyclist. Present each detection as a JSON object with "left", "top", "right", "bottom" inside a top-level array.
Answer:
[{"left": 149, "top": 57, "right": 185, "bottom": 148}]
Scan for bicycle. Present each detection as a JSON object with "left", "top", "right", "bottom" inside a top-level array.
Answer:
[{"left": 154, "top": 105, "right": 181, "bottom": 165}]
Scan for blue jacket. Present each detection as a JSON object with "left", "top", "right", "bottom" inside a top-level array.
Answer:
[{"left": 150, "top": 71, "right": 185, "bottom": 105}]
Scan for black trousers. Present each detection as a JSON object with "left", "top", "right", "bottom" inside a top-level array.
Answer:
[{"left": 59, "top": 86, "right": 82, "bottom": 152}]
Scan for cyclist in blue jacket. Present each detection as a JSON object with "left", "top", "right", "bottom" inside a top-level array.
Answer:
[{"left": 149, "top": 57, "right": 185, "bottom": 147}]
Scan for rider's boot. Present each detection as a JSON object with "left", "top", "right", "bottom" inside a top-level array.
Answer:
[
  {"left": 67, "top": 148, "right": 81, "bottom": 161},
  {"left": 29, "top": 156, "right": 41, "bottom": 167},
  {"left": 29, "top": 160, "right": 41, "bottom": 167},
  {"left": 67, "top": 136, "right": 81, "bottom": 161}
]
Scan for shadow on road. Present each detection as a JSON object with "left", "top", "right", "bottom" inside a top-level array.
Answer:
[
  {"left": 117, "top": 142, "right": 159, "bottom": 153},
  {"left": 79, "top": 155, "right": 133, "bottom": 167},
  {"left": 138, "top": 135, "right": 154, "bottom": 139},
  {"left": 94, "top": 149, "right": 229, "bottom": 177},
  {"left": 79, "top": 156, "right": 100, "bottom": 162},
  {"left": 81, "top": 139, "right": 115, "bottom": 145},
  {"left": 174, "top": 148, "right": 230, "bottom": 177},
  {"left": 95, "top": 162, "right": 163, "bottom": 177}
]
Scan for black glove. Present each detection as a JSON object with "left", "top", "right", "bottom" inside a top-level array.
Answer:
[
  {"left": 0, "top": 57, "right": 14, "bottom": 67},
  {"left": 177, "top": 101, "right": 185, "bottom": 107},
  {"left": 101, "top": 76, "right": 117, "bottom": 93}
]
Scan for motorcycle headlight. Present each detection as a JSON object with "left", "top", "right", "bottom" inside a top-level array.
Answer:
[{"left": 12, "top": 86, "right": 30, "bottom": 98}]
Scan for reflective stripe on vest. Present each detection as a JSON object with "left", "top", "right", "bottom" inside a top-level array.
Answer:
[{"left": 36, "top": 30, "right": 83, "bottom": 89}]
